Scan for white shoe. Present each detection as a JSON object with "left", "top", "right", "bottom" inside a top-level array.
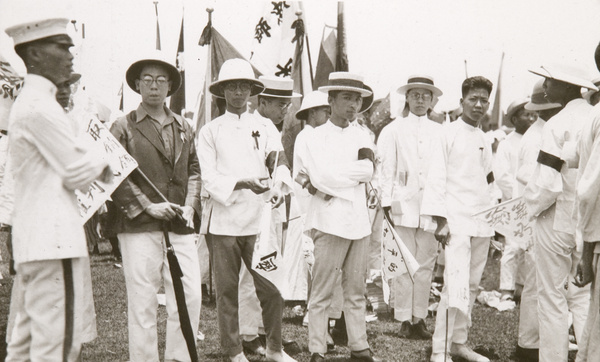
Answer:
[
  {"left": 430, "top": 352, "right": 453, "bottom": 362},
  {"left": 265, "top": 349, "right": 296, "bottom": 362},
  {"left": 230, "top": 352, "right": 249, "bottom": 362},
  {"left": 450, "top": 344, "right": 489, "bottom": 362}
]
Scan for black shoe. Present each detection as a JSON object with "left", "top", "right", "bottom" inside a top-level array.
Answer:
[
  {"left": 282, "top": 338, "right": 301, "bottom": 355},
  {"left": 411, "top": 319, "right": 432, "bottom": 340},
  {"left": 242, "top": 337, "right": 266, "bottom": 356},
  {"left": 310, "top": 353, "right": 325, "bottom": 362},
  {"left": 350, "top": 349, "right": 385, "bottom": 362},
  {"left": 398, "top": 320, "right": 412, "bottom": 338},
  {"left": 514, "top": 345, "right": 539, "bottom": 362}
]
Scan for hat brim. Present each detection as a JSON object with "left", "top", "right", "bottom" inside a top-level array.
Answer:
[
  {"left": 397, "top": 83, "right": 443, "bottom": 97},
  {"left": 505, "top": 101, "right": 529, "bottom": 123},
  {"left": 524, "top": 101, "right": 562, "bottom": 111},
  {"left": 209, "top": 78, "right": 265, "bottom": 98},
  {"left": 529, "top": 68, "right": 598, "bottom": 91},
  {"left": 360, "top": 85, "right": 374, "bottom": 113},
  {"left": 318, "top": 85, "right": 372, "bottom": 97},
  {"left": 259, "top": 91, "right": 302, "bottom": 99},
  {"left": 126, "top": 59, "right": 181, "bottom": 97}
]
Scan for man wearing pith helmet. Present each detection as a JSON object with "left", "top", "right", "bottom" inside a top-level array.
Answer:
[
  {"left": 197, "top": 58, "right": 295, "bottom": 362},
  {"left": 110, "top": 52, "right": 202, "bottom": 362},
  {"left": 295, "top": 72, "right": 383, "bottom": 362},
  {"left": 524, "top": 64, "right": 597, "bottom": 362},
  {"left": 4, "top": 17, "right": 112, "bottom": 361},
  {"left": 378, "top": 74, "right": 443, "bottom": 340}
]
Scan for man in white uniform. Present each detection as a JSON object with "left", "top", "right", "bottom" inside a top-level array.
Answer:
[
  {"left": 523, "top": 65, "right": 596, "bottom": 362},
  {"left": 422, "top": 76, "right": 496, "bottom": 362},
  {"left": 378, "top": 75, "right": 443, "bottom": 339},
  {"left": 4, "top": 18, "right": 111, "bottom": 361}
]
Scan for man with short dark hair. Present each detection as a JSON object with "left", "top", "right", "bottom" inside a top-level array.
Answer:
[{"left": 423, "top": 76, "right": 496, "bottom": 362}]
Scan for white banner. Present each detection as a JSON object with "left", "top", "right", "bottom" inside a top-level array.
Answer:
[
  {"left": 381, "top": 217, "right": 419, "bottom": 280},
  {"left": 473, "top": 196, "right": 534, "bottom": 245},
  {"left": 252, "top": 203, "right": 287, "bottom": 293},
  {"left": 75, "top": 117, "right": 137, "bottom": 221}
]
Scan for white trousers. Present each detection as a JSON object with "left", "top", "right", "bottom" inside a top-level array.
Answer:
[
  {"left": 534, "top": 206, "right": 589, "bottom": 362},
  {"left": 431, "top": 235, "right": 490, "bottom": 354},
  {"left": 575, "top": 254, "right": 600, "bottom": 362},
  {"left": 119, "top": 231, "right": 202, "bottom": 362},
  {"left": 499, "top": 236, "right": 525, "bottom": 290},
  {"left": 392, "top": 226, "right": 438, "bottom": 321},
  {"left": 517, "top": 248, "right": 539, "bottom": 349},
  {"left": 6, "top": 257, "right": 93, "bottom": 362}
]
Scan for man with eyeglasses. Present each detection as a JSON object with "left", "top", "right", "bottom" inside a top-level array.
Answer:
[
  {"left": 378, "top": 75, "right": 443, "bottom": 340},
  {"left": 109, "top": 54, "right": 202, "bottom": 362},
  {"left": 197, "top": 59, "right": 295, "bottom": 362},
  {"left": 422, "top": 76, "right": 496, "bottom": 362}
]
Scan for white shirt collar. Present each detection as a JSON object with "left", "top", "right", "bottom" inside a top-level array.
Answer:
[{"left": 24, "top": 74, "right": 57, "bottom": 98}]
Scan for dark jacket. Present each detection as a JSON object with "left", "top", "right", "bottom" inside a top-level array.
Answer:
[{"left": 110, "top": 104, "right": 201, "bottom": 234}]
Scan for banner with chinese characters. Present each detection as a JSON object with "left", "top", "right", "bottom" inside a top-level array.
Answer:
[
  {"left": 0, "top": 54, "right": 23, "bottom": 130},
  {"left": 381, "top": 217, "right": 419, "bottom": 280},
  {"left": 473, "top": 196, "right": 534, "bottom": 245},
  {"left": 252, "top": 203, "right": 287, "bottom": 294},
  {"left": 75, "top": 117, "right": 138, "bottom": 222}
]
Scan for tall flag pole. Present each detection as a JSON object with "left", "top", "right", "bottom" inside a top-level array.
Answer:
[
  {"left": 491, "top": 52, "right": 505, "bottom": 128},
  {"left": 336, "top": 1, "right": 349, "bottom": 71},
  {"left": 154, "top": 1, "right": 161, "bottom": 51},
  {"left": 170, "top": 9, "right": 186, "bottom": 116},
  {"left": 202, "top": 8, "right": 213, "bottom": 134},
  {"left": 464, "top": 59, "right": 469, "bottom": 78}
]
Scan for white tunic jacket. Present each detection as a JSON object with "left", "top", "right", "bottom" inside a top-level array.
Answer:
[{"left": 577, "top": 104, "right": 600, "bottom": 242}]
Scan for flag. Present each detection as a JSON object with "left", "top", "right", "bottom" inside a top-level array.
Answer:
[
  {"left": 169, "top": 15, "right": 186, "bottom": 115},
  {"left": 313, "top": 26, "right": 337, "bottom": 90},
  {"left": 381, "top": 217, "right": 419, "bottom": 282},
  {"left": 153, "top": 1, "right": 161, "bottom": 50},
  {"left": 473, "top": 196, "right": 534, "bottom": 246},
  {"left": 490, "top": 52, "right": 505, "bottom": 128},
  {"left": 0, "top": 54, "right": 23, "bottom": 130}
]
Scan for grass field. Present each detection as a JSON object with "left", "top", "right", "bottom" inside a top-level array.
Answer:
[{"left": 0, "top": 239, "right": 576, "bottom": 361}]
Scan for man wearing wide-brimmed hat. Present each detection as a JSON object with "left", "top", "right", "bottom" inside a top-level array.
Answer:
[
  {"left": 295, "top": 72, "right": 382, "bottom": 362},
  {"left": 524, "top": 64, "right": 597, "bottom": 362},
  {"left": 110, "top": 52, "right": 202, "bottom": 362},
  {"left": 378, "top": 75, "right": 443, "bottom": 340},
  {"left": 494, "top": 98, "right": 538, "bottom": 304},
  {"left": 257, "top": 76, "right": 302, "bottom": 131},
  {"left": 4, "top": 17, "right": 112, "bottom": 361},
  {"left": 197, "top": 58, "right": 295, "bottom": 362},
  {"left": 422, "top": 76, "right": 496, "bottom": 362},
  {"left": 582, "top": 77, "right": 600, "bottom": 106}
]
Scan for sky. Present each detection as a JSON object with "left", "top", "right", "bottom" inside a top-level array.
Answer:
[{"left": 1, "top": 0, "right": 600, "bottom": 118}]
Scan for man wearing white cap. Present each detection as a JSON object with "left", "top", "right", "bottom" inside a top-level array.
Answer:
[
  {"left": 295, "top": 72, "right": 382, "bottom": 362},
  {"left": 237, "top": 75, "right": 301, "bottom": 356},
  {"left": 494, "top": 98, "right": 538, "bottom": 302},
  {"left": 524, "top": 64, "right": 596, "bottom": 362},
  {"left": 378, "top": 75, "right": 443, "bottom": 340},
  {"left": 109, "top": 53, "right": 202, "bottom": 362},
  {"left": 4, "top": 18, "right": 112, "bottom": 361},
  {"left": 514, "top": 80, "right": 562, "bottom": 361},
  {"left": 197, "top": 58, "right": 295, "bottom": 362},
  {"left": 422, "top": 76, "right": 496, "bottom": 362}
]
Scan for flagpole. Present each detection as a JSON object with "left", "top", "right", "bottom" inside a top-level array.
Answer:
[
  {"left": 203, "top": 7, "right": 213, "bottom": 129},
  {"left": 154, "top": 1, "right": 161, "bottom": 51}
]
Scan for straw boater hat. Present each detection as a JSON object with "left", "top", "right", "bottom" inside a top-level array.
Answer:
[
  {"left": 525, "top": 80, "right": 562, "bottom": 111},
  {"left": 209, "top": 58, "right": 264, "bottom": 98},
  {"left": 582, "top": 77, "right": 600, "bottom": 102},
  {"left": 258, "top": 76, "right": 301, "bottom": 98},
  {"left": 505, "top": 98, "right": 530, "bottom": 122},
  {"left": 360, "top": 85, "right": 374, "bottom": 114},
  {"left": 396, "top": 75, "right": 443, "bottom": 97},
  {"left": 5, "top": 17, "right": 71, "bottom": 46},
  {"left": 295, "top": 90, "right": 329, "bottom": 120},
  {"left": 126, "top": 52, "right": 181, "bottom": 97},
  {"left": 318, "top": 72, "right": 372, "bottom": 97},
  {"left": 528, "top": 64, "right": 598, "bottom": 91}
]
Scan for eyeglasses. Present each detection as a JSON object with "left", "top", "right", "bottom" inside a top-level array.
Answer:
[
  {"left": 141, "top": 75, "right": 169, "bottom": 86},
  {"left": 407, "top": 92, "right": 432, "bottom": 101},
  {"left": 223, "top": 81, "right": 252, "bottom": 93}
]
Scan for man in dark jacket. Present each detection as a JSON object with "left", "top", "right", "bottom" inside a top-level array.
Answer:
[{"left": 110, "top": 54, "right": 202, "bottom": 362}]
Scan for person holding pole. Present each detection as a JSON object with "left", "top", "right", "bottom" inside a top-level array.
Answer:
[{"left": 110, "top": 53, "right": 202, "bottom": 362}]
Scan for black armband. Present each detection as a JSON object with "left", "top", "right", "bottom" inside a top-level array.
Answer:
[
  {"left": 537, "top": 150, "right": 564, "bottom": 172},
  {"left": 358, "top": 148, "right": 375, "bottom": 163}
]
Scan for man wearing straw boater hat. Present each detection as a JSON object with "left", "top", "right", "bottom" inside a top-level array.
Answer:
[
  {"left": 513, "top": 80, "right": 562, "bottom": 362},
  {"left": 237, "top": 75, "right": 302, "bottom": 357},
  {"left": 110, "top": 52, "right": 202, "bottom": 362},
  {"left": 4, "top": 17, "right": 112, "bottom": 361},
  {"left": 524, "top": 64, "right": 597, "bottom": 362},
  {"left": 378, "top": 75, "right": 443, "bottom": 340},
  {"left": 295, "top": 71, "right": 383, "bottom": 362},
  {"left": 422, "top": 76, "right": 496, "bottom": 362},
  {"left": 494, "top": 98, "right": 537, "bottom": 303},
  {"left": 197, "top": 58, "right": 295, "bottom": 362}
]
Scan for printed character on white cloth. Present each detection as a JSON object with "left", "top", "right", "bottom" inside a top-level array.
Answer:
[
  {"left": 295, "top": 72, "right": 383, "bottom": 362},
  {"left": 422, "top": 76, "right": 496, "bottom": 362},
  {"left": 197, "top": 59, "right": 295, "bottom": 362},
  {"left": 378, "top": 75, "right": 443, "bottom": 340},
  {"left": 238, "top": 76, "right": 302, "bottom": 357},
  {"left": 514, "top": 80, "right": 562, "bottom": 361},
  {"left": 523, "top": 64, "right": 597, "bottom": 362},
  {"left": 494, "top": 98, "right": 538, "bottom": 302},
  {"left": 4, "top": 18, "right": 112, "bottom": 361},
  {"left": 110, "top": 53, "right": 202, "bottom": 362}
]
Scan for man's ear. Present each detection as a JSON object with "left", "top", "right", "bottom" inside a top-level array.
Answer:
[
  {"left": 168, "top": 80, "right": 172, "bottom": 93},
  {"left": 135, "top": 79, "right": 140, "bottom": 91}
]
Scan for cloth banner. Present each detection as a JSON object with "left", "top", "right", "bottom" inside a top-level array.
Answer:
[
  {"left": 252, "top": 202, "right": 287, "bottom": 294},
  {"left": 0, "top": 54, "right": 23, "bottom": 130},
  {"left": 381, "top": 217, "right": 419, "bottom": 280},
  {"left": 473, "top": 196, "right": 534, "bottom": 246},
  {"left": 75, "top": 118, "right": 137, "bottom": 221}
]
